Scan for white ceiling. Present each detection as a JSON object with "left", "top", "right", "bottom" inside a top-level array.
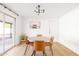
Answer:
[{"left": 3, "top": 3, "right": 79, "bottom": 19}]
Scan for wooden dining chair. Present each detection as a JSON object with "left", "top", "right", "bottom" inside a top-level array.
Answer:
[{"left": 31, "top": 41, "right": 47, "bottom": 56}]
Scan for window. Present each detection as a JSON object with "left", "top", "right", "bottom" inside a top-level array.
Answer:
[{"left": 5, "top": 22, "right": 12, "bottom": 39}]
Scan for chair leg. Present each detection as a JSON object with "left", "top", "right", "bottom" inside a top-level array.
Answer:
[
  {"left": 24, "top": 45, "right": 29, "bottom": 55},
  {"left": 50, "top": 45, "right": 53, "bottom": 56},
  {"left": 43, "top": 51, "right": 47, "bottom": 56},
  {"left": 31, "top": 50, "right": 36, "bottom": 56}
]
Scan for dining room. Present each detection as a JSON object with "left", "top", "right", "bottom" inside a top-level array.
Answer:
[{"left": 0, "top": 3, "right": 79, "bottom": 56}]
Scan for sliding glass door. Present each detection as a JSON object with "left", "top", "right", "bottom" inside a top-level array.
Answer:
[{"left": 0, "top": 12, "right": 15, "bottom": 55}]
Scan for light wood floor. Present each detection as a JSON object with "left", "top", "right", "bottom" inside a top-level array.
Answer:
[{"left": 3, "top": 42, "right": 79, "bottom": 56}]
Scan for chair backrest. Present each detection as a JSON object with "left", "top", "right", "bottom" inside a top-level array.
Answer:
[
  {"left": 24, "top": 36, "right": 30, "bottom": 44},
  {"left": 49, "top": 37, "right": 54, "bottom": 45},
  {"left": 34, "top": 41, "right": 45, "bottom": 51},
  {"left": 37, "top": 34, "right": 43, "bottom": 37}
]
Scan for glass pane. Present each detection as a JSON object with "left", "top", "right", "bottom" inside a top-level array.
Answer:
[
  {"left": 0, "top": 21, "right": 4, "bottom": 54},
  {"left": 0, "top": 21, "right": 3, "bottom": 35},
  {"left": 5, "top": 22, "right": 11, "bottom": 38},
  {"left": 4, "top": 22, "right": 13, "bottom": 51}
]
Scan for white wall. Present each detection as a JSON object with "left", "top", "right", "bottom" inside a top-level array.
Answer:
[
  {"left": 15, "top": 16, "right": 22, "bottom": 45},
  {"left": 24, "top": 19, "right": 50, "bottom": 37},
  {"left": 0, "top": 5, "right": 22, "bottom": 45},
  {"left": 59, "top": 6, "right": 79, "bottom": 54},
  {"left": 23, "top": 18, "right": 59, "bottom": 41},
  {"left": 50, "top": 19, "right": 59, "bottom": 41}
]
